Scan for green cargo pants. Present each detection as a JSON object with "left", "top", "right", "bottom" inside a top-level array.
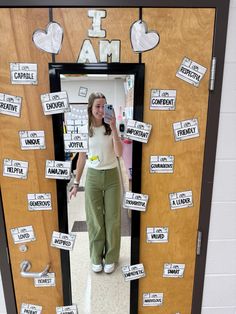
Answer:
[{"left": 85, "top": 167, "right": 121, "bottom": 265}]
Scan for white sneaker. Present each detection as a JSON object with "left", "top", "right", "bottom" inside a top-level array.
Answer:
[
  {"left": 92, "top": 264, "right": 103, "bottom": 273},
  {"left": 104, "top": 263, "right": 115, "bottom": 274}
]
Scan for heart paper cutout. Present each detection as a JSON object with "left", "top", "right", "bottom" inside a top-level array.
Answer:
[
  {"left": 130, "top": 20, "right": 160, "bottom": 52},
  {"left": 32, "top": 22, "right": 63, "bottom": 54}
]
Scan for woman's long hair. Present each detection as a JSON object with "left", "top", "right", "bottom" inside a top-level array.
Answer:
[{"left": 88, "top": 92, "right": 112, "bottom": 137}]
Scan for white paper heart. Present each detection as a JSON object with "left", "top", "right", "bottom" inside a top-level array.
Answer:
[
  {"left": 32, "top": 22, "right": 63, "bottom": 54},
  {"left": 130, "top": 20, "right": 160, "bottom": 53}
]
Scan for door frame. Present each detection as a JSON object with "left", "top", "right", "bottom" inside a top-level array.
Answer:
[{"left": 0, "top": 2, "right": 230, "bottom": 314}]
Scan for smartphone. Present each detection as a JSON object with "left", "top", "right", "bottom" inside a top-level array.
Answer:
[{"left": 104, "top": 104, "right": 114, "bottom": 123}]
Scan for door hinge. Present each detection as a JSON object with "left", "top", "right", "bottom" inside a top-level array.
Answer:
[
  {"left": 196, "top": 230, "right": 202, "bottom": 256},
  {"left": 209, "top": 57, "right": 216, "bottom": 91}
]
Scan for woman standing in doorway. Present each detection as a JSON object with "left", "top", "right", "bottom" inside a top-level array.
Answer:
[{"left": 70, "top": 92, "right": 122, "bottom": 274}]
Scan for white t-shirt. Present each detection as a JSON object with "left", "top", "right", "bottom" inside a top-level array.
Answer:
[{"left": 87, "top": 125, "right": 118, "bottom": 170}]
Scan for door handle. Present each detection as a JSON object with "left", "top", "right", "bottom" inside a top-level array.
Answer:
[{"left": 20, "top": 260, "right": 50, "bottom": 278}]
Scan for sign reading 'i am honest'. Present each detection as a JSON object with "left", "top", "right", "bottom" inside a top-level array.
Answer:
[
  {"left": 3, "top": 158, "right": 28, "bottom": 179},
  {"left": 45, "top": 160, "right": 71, "bottom": 180},
  {"left": 27, "top": 193, "right": 52, "bottom": 211},
  {"left": 34, "top": 273, "right": 56, "bottom": 287},
  {"left": 0, "top": 93, "right": 22, "bottom": 117},
  {"left": 173, "top": 118, "right": 199, "bottom": 141},
  {"left": 10, "top": 63, "right": 38, "bottom": 85},
  {"left": 19, "top": 130, "right": 46, "bottom": 150},
  {"left": 20, "top": 303, "right": 42, "bottom": 314}
]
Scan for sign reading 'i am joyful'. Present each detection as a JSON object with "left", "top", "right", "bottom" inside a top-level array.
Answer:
[
  {"left": 19, "top": 130, "right": 46, "bottom": 150},
  {"left": 3, "top": 158, "right": 28, "bottom": 179},
  {"left": 27, "top": 193, "right": 52, "bottom": 211},
  {"left": 45, "top": 160, "right": 71, "bottom": 180},
  {"left": 142, "top": 293, "right": 164, "bottom": 307},
  {"left": 64, "top": 133, "right": 88, "bottom": 153},
  {"left": 10, "top": 63, "right": 38, "bottom": 85},
  {"left": 173, "top": 118, "right": 199, "bottom": 141},
  {"left": 0, "top": 93, "right": 22, "bottom": 117},
  {"left": 20, "top": 303, "right": 42, "bottom": 314}
]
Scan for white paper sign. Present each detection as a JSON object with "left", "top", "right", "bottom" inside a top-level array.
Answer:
[
  {"left": 0, "top": 93, "right": 22, "bottom": 117},
  {"left": 146, "top": 227, "right": 168, "bottom": 243},
  {"left": 150, "top": 89, "right": 176, "bottom": 110},
  {"left": 11, "top": 225, "right": 36, "bottom": 244},
  {"left": 19, "top": 130, "right": 46, "bottom": 150},
  {"left": 27, "top": 193, "right": 52, "bottom": 211},
  {"left": 123, "top": 192, "right": 149, "bottom": 212},
  {"left": 150, "top": 155, "right": 174, "bottom": 174},
  {"left": 34, "top": 273, "right": 56, "bottom": 287},
  {"left": 64, "top": 133, "right": 88, "bottom": 152},
  {"left": 10, "top": 63, "right": 38, "bottom": 85},
  {"left": 163, "top": 263, "right": 185, "bottom": 278},
  {"left": 122, "top": 263, "right": 145, "bottom": 281},
  {"left": 65, "top": 120, "right": 88, "bottom": 134},
  {"left": 20, "top": 303, "right": 42, "bottom": 314},
  {"left": 143, "top": 293, "right": 164, "bottom": 307},
  {"left": 176, "top": 57, "right": 207, "bottom": 87},
  {"left": 169, "top": 190, "right": 193, "bottom": 210},
  {"left": 51, "top": 231, "right": 76, "bottom": 251},
  {"left": 40, "top": 91, "right": 70, "bottom": 115},
  {"left": 45, "top": 160, "right": 71, "bottom": 180},
  {"left": 173, "top": 118, "right": 199, "bottom": 141},
  {"left": 65, "top": 105, "right": 88, "bottom": 125},
  {"left": 3, "top": 158, "right": 28, "bottom": 179},
  {"left": 56, "top": 305, "right": 78, "bottom": 314},
  {"left": 125, "top": 119, "right": 152, "bottom": 143}
]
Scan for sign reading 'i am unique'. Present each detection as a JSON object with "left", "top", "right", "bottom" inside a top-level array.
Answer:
[{"left": 19, "top": 130, "right": 46, "bottom": 150}]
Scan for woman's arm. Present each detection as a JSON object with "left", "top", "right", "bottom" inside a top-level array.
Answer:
[
  {"left": 69, "top": 152, "right": 87, "bottom": 199},
  {"left": 110, "top": 118, "right": 123, "bottom": 157}
]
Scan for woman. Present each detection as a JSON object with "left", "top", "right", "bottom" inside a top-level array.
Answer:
[{"left": 70, "top": 92, "right": 123, "bottom": 274}]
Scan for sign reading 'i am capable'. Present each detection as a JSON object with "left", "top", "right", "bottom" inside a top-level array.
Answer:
[
  {"left": 51, "top": 231, "right": 76, "bottom": 251},
  {"left": 150, "top": 155, "right": 174, "bottom": 174},
  {"left": 56, "top": 305, "right": 78, "bottom": 314},
  {"left": 34, "top": 273, "right": 56, "bottom": 287},
  {"left": 122, "top": 263, "right": 146, "bottom": 282},
  {"left": 173, "top": 118, "right": 199, "bottom": 142},
  {"left": 64, "top": 133, "right": 88, "bottom": 153},
  {"left": 19, "top": 130, "right": 46, "bottom": 150},
  {"left": 169, "top": 190, "right": 193, "bottom": 210},
  {"left": 3, "top": 158, "right": 28, "bottom": 179},
  {"left": 123, "top": 192, "right": 149, "bottom": 212},
  {"left": 20, "top": 303, "right": 42, "bottom": 314},
  {"left": 0, "top": 93, "right": 22, "bottom": 117},
  {"left": 11, "top": 225, "right": 36, "bottom": 244},
  {"left": 146, "top": 227, "right": 169, "bottom": 243},
  {"left": 10, "top": 63, "right": 38, "bottom": 85},
  {"left": 125, "top": 119, "right": 152, "bottom": 143},
  {"left": 150, "top": 89, "right": 176, "bottom": 110},
  {"left": 40, "top": 91, "right": 70, "bottom": 115},
  {"left": 45, "top": 160, "right": 71, "bottom": 180},
  {"left": 176, "top": 57, "right": 207, "bottom": 87},
  {"left": 27, "top": 193, "right": 52, "bottom": 211},
  {"left": 163, "top": 263, "right": 185, "bottom": 278},
  {"left": 143, "top": 292, "right": 164, "bottom": 307}
]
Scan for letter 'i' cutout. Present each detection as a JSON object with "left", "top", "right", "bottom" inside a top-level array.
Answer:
[{"left": 88, "top": 10, "right": 106, "bottom": 37}]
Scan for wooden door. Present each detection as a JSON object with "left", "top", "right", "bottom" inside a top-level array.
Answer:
[
  {"left": 138, "top": 8, "right": 215, "bottom": 313},
  {"left": 0, "top": 9, "right": 63, "bottom": 313}
]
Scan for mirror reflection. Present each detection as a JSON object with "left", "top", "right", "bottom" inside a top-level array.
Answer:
[{"left": 61, "top": 73, "right": 135, "bottom": 313}]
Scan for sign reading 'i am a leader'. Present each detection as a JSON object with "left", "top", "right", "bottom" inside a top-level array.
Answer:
[
  {"left": 123, "top": 192, "right": 149, "bottom": 212},
  {"left": 34, "top": 273, "right": 56, "bottom": 287},
  {"left": 150, "top": 155, "right": 174, "bottom": 174},
  {"left": 3, "top": 158, "right": 28, "bottom": 179},
  {"left": 10, "top": 63, "right": 38, "bottom": 85},
  {"left": 11, "top": 225, "right": 36, "bottom": 244},
  {"left": 143, "top": 293, "right": 164, "bottom": 307},
  {"left": 20, "top": 303, "right": 42, "bottom": 314},
  {"left": 169, "top": 190, "right": 193, "bottom": 210},
  {"left": 45, "top": 160, "right": 71, "bottom": 180},
  {"left": 51, "top": 231, "right": 76, "bottom": 251},
  {"left": 146, "top": 227, "right": 168, "bottom": 243},
  {"left": 150, "top": 89, "right": 176, "bottom": 110},
  {"left": 163, "top": 263, "right": 185, "bottom": 278},
  {"left": 40, "top": 91, "right": 70, "bottom": 115},
  {"left": 176, "top": 57, "right": 207, "bottom": 87},
  {"left": 0, "top": 92, "right": 22, "bottom": 117},
  {"left": 56, "top": 305, "right": 78, "bottom": 314},
  {"left": 27, "top": 193, "right": 52, "bottom": 211},
  {"left": 125, "top": 119, "right": 152, "bottom": 143},
  {"left": 173, "top": 118, "right": 199, "bottom": 141},
  {"left": 122, "top": 263, "right": 146, "bottom": 281},
  {"left": 19, "top": 130, "right": 46, "bottom": 150}
]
